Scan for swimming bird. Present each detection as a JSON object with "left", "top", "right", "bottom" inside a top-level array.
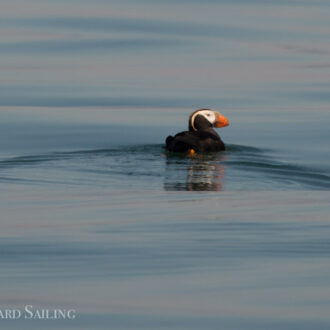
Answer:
[{"left": 165, "top": 109, "right": 229, "bottom": 153}]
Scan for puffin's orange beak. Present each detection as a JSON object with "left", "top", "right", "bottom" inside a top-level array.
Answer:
[{"left": 214, "top": 112, "right": 229, "bottom": 128}]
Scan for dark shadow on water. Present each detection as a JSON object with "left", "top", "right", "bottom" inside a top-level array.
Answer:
[
  {"left": 164, "top": 152, "right": 227, "bottom": 191},
  {"left": 163, "top": 143, "right": 330, "bottom": 191}
]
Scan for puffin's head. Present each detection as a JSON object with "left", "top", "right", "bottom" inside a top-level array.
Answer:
[{"left": 189, "top": 108, "right": 229, "bottom": 131}]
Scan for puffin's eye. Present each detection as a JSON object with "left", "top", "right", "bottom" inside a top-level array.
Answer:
[{"left": 206, "top": 113, "right": 211, "bottom": 117}]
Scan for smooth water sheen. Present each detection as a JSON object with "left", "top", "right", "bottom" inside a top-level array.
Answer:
[{"left": 1, "top": 0, "right": 330, "bottom": 329}]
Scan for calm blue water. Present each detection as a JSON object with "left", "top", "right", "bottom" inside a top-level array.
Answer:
[{"left": 1, "top": 0, "right": 330, "bottom": 329}]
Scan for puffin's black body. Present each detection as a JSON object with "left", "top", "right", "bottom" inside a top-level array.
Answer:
[{"left": 166, "top": 110, "right": 228, "bottom": 153}]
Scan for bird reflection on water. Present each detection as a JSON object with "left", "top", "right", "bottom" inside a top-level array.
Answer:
[{"left": 164, "top": 152, "right": 227, "bottom": 191}]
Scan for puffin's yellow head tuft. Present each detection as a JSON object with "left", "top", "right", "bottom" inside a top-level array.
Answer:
[{"left": 189, "top": 109, "right": 229, "bottom": 131}]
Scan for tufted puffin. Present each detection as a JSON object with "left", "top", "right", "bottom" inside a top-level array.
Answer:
[{"left": 165, "top": 109, "right": 229, "bottom": 153}]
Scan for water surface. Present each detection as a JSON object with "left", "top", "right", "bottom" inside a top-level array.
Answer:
[{"left": 1, "top": 0, "right": 330, "bottom": 329}]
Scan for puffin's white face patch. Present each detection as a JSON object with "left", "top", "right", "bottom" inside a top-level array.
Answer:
[{"left": 191, "top": 110, "right": 216, "bottom": 130}]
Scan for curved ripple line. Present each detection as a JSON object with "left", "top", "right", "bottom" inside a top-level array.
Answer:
[{"left": 0, "top": 143, "right": 329, "bottom": 190}]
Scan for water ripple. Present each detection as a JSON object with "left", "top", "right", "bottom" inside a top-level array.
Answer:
[{"left": 0, "top": 144, "right": 329, "bottom": 191}]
